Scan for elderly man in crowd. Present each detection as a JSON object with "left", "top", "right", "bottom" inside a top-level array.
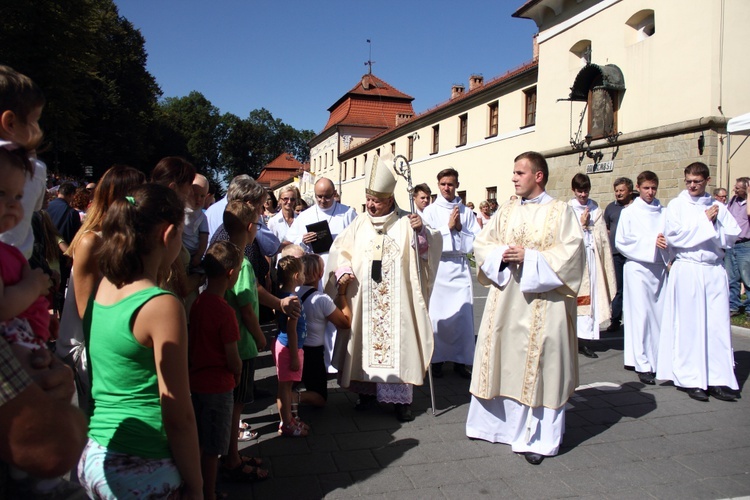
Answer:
[
  {"left": 603, "top": 177, "right": 633, "bottom": 333},
  {"left": 713, "top": 187, "right": 728, "bottom": 204},
  {"left": 326, "top": 154, "right": 441, "bottom": 422}
]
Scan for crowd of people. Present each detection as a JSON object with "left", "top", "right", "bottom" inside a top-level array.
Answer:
[{"left": 0, "top": 63, "right": 744, "bottom": 499}]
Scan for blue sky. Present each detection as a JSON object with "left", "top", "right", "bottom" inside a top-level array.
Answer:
[{"left": 115, "top": 1, "right": 538, "bottom": 134}]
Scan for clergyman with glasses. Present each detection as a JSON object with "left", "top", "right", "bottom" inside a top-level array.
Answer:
[
  {"left": 656, "top": 162, "right": 741, "bottom": 403},
  {"left": 286, "top": 177, "right": 357, "bottom": 372}
]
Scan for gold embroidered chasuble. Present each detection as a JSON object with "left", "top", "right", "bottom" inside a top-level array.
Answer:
[
  {"left": 471, "top": 199, "right": 584, "bottom": 409},
  {"left": 326, "top": 208, "right": 442, "bottom": 387}
]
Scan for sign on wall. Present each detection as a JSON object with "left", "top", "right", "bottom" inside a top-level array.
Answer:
[{"left": 585, "top": 160, "right": 614, "bottom": 174}]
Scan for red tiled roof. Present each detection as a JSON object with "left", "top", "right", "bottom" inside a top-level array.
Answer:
[
  {"left": 256, "top": 153, "right": 304, "bottom": 188},
  {"left": 319, "top": 73, "right": 416, "bottom": 135},
  {"left": 335, "top": 74, "right": 414, "bottom": 106},
  {"left": 265, "top": 153, "right": 304, "bottom": 170},
  {"left": 323, "top": 99, "right": 415, "bottom": 131}
]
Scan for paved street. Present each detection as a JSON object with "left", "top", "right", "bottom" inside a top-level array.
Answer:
[{"left": 223, "top": 275, "right": 750, "bottom": 499}]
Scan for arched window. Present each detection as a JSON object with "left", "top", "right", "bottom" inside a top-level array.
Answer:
[
  {"left": 626, "top": 10, "right": 655, "bottom": 44},
  {"left": 570, "top": 40, "right": 592, "bottom": 69}
]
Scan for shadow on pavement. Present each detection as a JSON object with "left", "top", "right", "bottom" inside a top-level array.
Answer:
[{"left": 559, "top": 381, "right": 656, "bottom": 454}]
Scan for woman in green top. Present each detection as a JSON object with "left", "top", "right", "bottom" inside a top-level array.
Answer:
[{"left": 79, "top": 184, "right": 202, "bottom": 499}]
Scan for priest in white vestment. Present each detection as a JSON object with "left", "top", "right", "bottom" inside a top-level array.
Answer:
[
  {"left": 657, "top": 162, "right": 741, "bottom": 402},
  {"left": 467, "top": 151, "right": 585, "bottom": 465},
  {"left": 422, "top": 168, "right": 481, "bottom": 378},
  {"left": 326, "top": 154, "right": 441, "bottom": 421},
  {"left": 286, "top": 177, "right": 357, "bottom": 372},
  {"left": 615, "top": 171, "right": 668, "bottom": 385},
  {"left": 568, "top": 173, "right": 617, "bottom": 358}
]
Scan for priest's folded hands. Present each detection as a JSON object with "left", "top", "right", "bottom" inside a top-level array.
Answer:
[{"left": 502, "top": 245, "right": 525, "bottom": 263}]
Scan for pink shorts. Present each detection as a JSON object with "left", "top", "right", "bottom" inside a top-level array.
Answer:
[{"left": 274, "top": 340, "right": 304, "bottom": 382}]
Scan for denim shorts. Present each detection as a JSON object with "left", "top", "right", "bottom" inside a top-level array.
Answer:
[
  {"left": 78, "top": 439, "right": 182, "bottom": 499},
  {"left": 191, "top": 391, "right": 234, "bottom": 455}
]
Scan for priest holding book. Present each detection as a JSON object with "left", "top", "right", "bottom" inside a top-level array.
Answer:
[{"left": 286, "top": 177, "right": 357, "bottom": 370}]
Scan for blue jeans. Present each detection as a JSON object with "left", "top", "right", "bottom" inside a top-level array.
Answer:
[{"left": 725, "top": 240, "right": 750, "bottom": 311}]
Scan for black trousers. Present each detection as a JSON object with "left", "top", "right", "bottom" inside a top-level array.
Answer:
[{"left": 611, "top": 252, "right": 627, "bottom": 323}]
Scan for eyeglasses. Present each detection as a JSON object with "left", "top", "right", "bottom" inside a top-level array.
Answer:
[
  {"left": 684, "top": 179, "right": 706, "bottom": 185},
  {"left": 280, "top": 197, "right": 297, "bottom": 202},
  {"left": 315, "top": 193, "right": 334, "bottom": 200}
]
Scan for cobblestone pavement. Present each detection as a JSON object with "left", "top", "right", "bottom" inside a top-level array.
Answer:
[{"left": 221, "top": 277, "right": 750, "bottom": 499}]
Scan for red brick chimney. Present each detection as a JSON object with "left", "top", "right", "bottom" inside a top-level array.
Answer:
[{"left": 469, "top": 74, "right": 484, "bottom": 91}]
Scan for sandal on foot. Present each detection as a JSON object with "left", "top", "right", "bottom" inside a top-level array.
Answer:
[
  {"left": 278, "top": 421, "right": 308, "bottom": 437},
  {"left": 294, "top": 417, "right": 310, "bottom": 431},
  {"left": 220, "top": 462, "right": 269, "bottom": 483},
  {"left": 238, "top": 429, "right": 260, "bottom": 441}
]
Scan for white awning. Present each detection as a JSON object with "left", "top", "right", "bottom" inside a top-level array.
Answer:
[{"left": 727, "top": 112, "right": 750, "bottom": 134}]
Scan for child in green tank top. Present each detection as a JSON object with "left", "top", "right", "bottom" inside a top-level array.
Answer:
[{"left": 79, "top": 184, "right": 202, "bottom": 499}]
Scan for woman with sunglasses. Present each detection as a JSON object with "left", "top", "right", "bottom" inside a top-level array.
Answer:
[{"left": 268, "top": 186, "right": 301, "bottom": 244}]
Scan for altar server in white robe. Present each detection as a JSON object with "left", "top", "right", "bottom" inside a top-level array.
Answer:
[
  {"left": 467, "top": 151, "right": 585, "bottom": 465},
  {"left": 326, "top": 153, "right": 441, "bottom": 422},
  {"left": 615, "top": 171, "right": 668, "bottom": 385},
  {"left": 657, "top": 162, "right": 741, "bottom": 402},
  {"left": 568, "top": 173, "right": 617, "bottom": 359},
  {"left": 286, "top": 177, "right": 357, "bottom": 371},
  {"left": 422, "top": 168, "right": 481, "bottom": 379}
]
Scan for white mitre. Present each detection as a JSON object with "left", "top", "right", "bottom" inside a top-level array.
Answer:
[{"left": 365, "top": 152, "right": 397, "bottom": 199}]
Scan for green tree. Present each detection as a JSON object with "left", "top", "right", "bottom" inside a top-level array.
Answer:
[
  {"left": 217, "top": 108, "right": 314, "bottom": 184},
  {"left": 0, "top": 0, "right": 161, "bottom": 177},
  {"left": 79, "top": 4, "right": 160, "bottom": 176},
  {"left": 152, "top": 91, "right": 223, "bottom": 182}
]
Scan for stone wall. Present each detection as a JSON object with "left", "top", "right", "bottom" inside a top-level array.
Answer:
[{"left": 545, "top": 129, "right": 720, "bottom": 205}]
